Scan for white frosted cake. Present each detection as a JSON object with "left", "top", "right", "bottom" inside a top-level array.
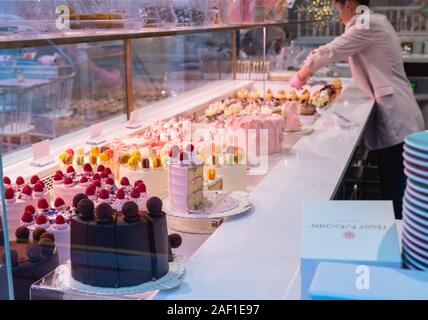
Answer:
[{"left": 168, "top": 152, "right": 204, "bottom": 212}]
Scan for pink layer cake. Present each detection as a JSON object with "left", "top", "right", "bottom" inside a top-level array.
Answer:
[
  {"left": 225, "top": 114, "right": 284, "bottom": 156},
  {"left": 168, "top": 152, "right": 204, "bottom": 212}
]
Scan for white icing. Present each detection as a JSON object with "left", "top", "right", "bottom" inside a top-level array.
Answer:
[
  {"left": 6, "top": 198, "right": 16, "bottom": 204},
  {"left": 52, "top": 223, "right": 69, "bottom": 231},
  {"left": 35, "top": 221, "right": 50, "bottom": 230}
]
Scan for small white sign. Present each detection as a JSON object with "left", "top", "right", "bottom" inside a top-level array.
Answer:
[
  {"left": 125, "top": 110, "right": 144, "bottom": 129},
  {"left": 86, "top": 122, "right": 106, "bottom": 145},
  {"left": 32, "top": 139, "right": 50, "bottom": 160},
  {"left": 90, "top": 122, "right": 103, "bottom": 139},
  {"left": 30, "top": 140, "right": 54, "bottom": 167}
]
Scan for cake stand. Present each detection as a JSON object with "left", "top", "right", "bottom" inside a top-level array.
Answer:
[
  {"left": 46, "top": 255, "right": 185, "bottom": 298},
  {"left": 164, "top": 191, "right": 253, "bottom": 234}
]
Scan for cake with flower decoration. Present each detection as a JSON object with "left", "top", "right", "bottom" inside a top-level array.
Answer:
[
  {"left": 0, "top": 226, "right": 58, "bottom": 300},
  {"left": 70, "top": 196, "right": 182, "bottom": 288},
  {"left": 2, "top": 175, "right": 50, "bottom": 234}
]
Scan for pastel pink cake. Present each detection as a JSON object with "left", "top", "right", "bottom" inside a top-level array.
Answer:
[
  {"left": 2, "top": 175, "right": 49, "bottom": 234},
  {"left": 168, "top": 154, "right": 204, "bottom": 212},
  {"left": 225, "top": 114, "right": 284, "bottom": 156}
]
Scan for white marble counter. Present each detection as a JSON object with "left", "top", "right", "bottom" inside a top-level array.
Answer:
[{"left": 155, "top": 80, "right": 376, "bottom": 300}]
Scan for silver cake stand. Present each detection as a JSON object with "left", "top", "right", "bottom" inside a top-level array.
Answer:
[{"left": 164, "top": 191, "right": 253, "bottom": 234}]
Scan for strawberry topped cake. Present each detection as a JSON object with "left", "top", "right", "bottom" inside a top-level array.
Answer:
[{"left": 2, "top": 175, "right": 50, "bottom": 234}]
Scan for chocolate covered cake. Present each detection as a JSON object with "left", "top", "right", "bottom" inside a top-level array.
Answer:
[
  {"left": 0, "top": 226, "right": 59, "bottom": 300},
  {"left": 70, "top": 196, "right": 180, "bottom": 288}
]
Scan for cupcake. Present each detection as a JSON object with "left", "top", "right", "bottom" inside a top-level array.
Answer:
[
  {"left": 16, "top": 176, "right": 25, "bottom": 189},
  {"left": 35, "top": 214, "right": 50, "bottom": 230},
  {"left": 277, "top": 90, "right": 287, "bottom": 102},
  {"left": 265, "top": 89, "right": 274, "bottom": 101},
  {"left": 37, "top": 198, "right": 50, "bottom": 214},
  {"left": 299, "top": 89, "right": 311, "bottom": 103},
  {"left": 120, "top": 177, "right": 131, "bottom": 189},
  {"left": 79, "top": 176, "right": 90, "bottom": 187},
  {"left": 53, "top": 173, "right": 64, "bottom": 185},
  {"left": 83, "top": 163, "right": 93, "bottom": 176},
  {"left": 63, "top": 177, "right": 74, "bottom": 188},
  {"left": 25, "top": 205, "right": 36, "bottom": 216},
  {"left": 30, "top": 175, "right": 40, "bottom": 187},
  {"left": 52, "top": 214, "right": 68, "bottom": 231},
  {"left": 54, "top": 198, "right": 66, "bottom": 211},
  {"left": 288, "top": 90, "right": 299, "bottom": 101},
  {"left": 85, "top": 185, "right": 97, "bottom": 201},
  {"left": 66, "top": 166, "right": 75, "bottom": 177},
  {"left": 105, "top": 178, "right": 115, "bottom": 191},
  {"left": 97, "top": 189, "right": 110, "bottom": 204}
]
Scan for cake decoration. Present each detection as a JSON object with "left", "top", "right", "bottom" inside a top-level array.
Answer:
[
  {"left": 92, "top": 173, "right": 101, "bottom": 181},
  {"left": 35, "top": 214, "right": 50, "bottom": 229},
  {"left": 3, "top": 176, "right": 11, "bottom": 188},
  {"left": 72, "top": 193, "right": 88, "bottom": 208},
  {"left": 15, "top": 226, "right": 30, "bottom": 243},
  {"left": 79, "top": 176, "right": 89, "bottom": 187},
  {"left": 66, "top": 166, "right": 76, "bottom": 177},
  {"left": 53, "top": 214, "right": 68, "bottom": 230},
  {"left": 76, "top": 198, "right": 95, "bottom": 221},
  {"left": 91, "top": 179, "right": 102, "bottom": 189},
  {"left": 116, "top": 189, "right": 125, "bottom": 200},
  {"left": 85, "top": 185, "right": 97, "bottom": 201},
  {"left": 26, "top": 244, "right": 42, "bottom": 263},
  {"left": 54, "top": 198, "right": 66, "bottom": 210},
  {"left": 97, "top": 164, "right": 105, "bottom": 173},
  {"left": 40, "top": 232, "right": 55, "bottom": 243},
  {"left": 83, "top": 163, "right": 93, "bottom": 174},
  {"left": 64, "top": 177, "right": 74, "bottom": 187},
  {"left": 16, "top": 176, "right": 25, "bottom": 187},
  {"left": 39, "top": 238, "right": 55, "bottom": 256},
  {"left": 25, "top": 205, "right": 36, "bottom": 216},
  {"left": 122, "top": 201, "right": 140, "bottom": 223},
  {"left": 5, "top": 188, "right": 15, "bottom": 203},
  {"left": 98, "top": 189, "right": 110, "bottom": 203},
  {"left": 21, "top": 185, "right": 33, "bottom": 200},
  {"left": 33, "top": 183, "right": 44, "bottom": 197},
  {"left": 32, "top": 227, "right": 47, "bottom": 242},
  {"left": 21, "top": 211, "right": 34, "bottom": 227},
  {"left": 30, "top": 175, "right": 40, "bottom": 186},
  {"left": 53, "top": 173, "right": 64, "bottom": 185},
  {"left": 147, "top": 196, "right": 163, "bottom": 215},
  {"left": 169, "top": 233, "right": 182, "bottom": 249},
  {"left": 95, "top": 203, "right": 114, "bottom": 224},
  {"left": 120, "top": 177, "right": 131, "bottom": 188}
]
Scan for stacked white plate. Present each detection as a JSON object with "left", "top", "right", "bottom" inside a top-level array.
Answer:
[{"left": 402, "top": 131, "right": 428, "bottom": 271}]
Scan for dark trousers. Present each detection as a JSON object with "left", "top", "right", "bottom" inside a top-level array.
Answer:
[{"left": 376, "top": 143, "right": 406, "bottom": 220}]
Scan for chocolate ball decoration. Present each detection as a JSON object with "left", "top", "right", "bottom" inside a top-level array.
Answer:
[
  {"left": 26, "top": 245, "right": 42, "bottom": 263},
  {"left": 39, "top": 239, "right": 55, "bottom": 256},
  {"left": 72, "top": 193, "right": 88, "bottom": 208},
  {"left": 146, "top": 197, "right": 163, "bottom": 216},
  {"left": 33, "top": 227, "right": 47, "bottom": 242},
  {"left": 77, "top": 198, "right": 95, "bottom": 220},
  {"left": 40, "top": 232, "right": 55, "bottom": 243},
  {"left": 122, "top": 201, "right": 140, "bottom": 223},
  {"left": 169, "top": 234, "right": 182, "bottom": 249},
  {"left": 15, "top": 226, "right": 30, "bottom": 243},
  {"left": 95, "top": 203, "right": 114, "bottom": 224}
]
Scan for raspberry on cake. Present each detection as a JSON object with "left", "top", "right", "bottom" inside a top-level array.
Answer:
[
  {"left": 92, "top": 173, "right": 101, "bottom": 181},
  {"left": 35, "top": 214, "right": 49, "bottom": 230},
  {"left": 91, "top": 179, "right": 102, "bottom": 189},
  {"left": 16, "top": 176, "right": 25, "bottom": 188},
  {"left": 24, "top": 205, "right": 36, "bottom": 216},
  {"left": 21, "top": 185, "right": 33, "bottom": 200},
  {"left": 79, "top": 176, "right": 89, "bottom": 187},
  {"left": 5, "top": 188, "right": 16, "bottom": 203},
  {"left": 63, "top": 177, "right": 74, "bottom": 187},
  {"left": 21, "top": 211, "right": 34, "bottom": 227},
  {"left": 37, "top": 198, "right": 50, "bottom": 212},
  {"left": 3, "top": 176, "right": 11, "bottom": 188},
  {"left": 33, "top": 183, "right": 44, "bottom": 198},
  {"left": 66, "top": 166, "right": 75, "bottom": 177},
  {"left": 85, "top": 185, "right": 97, "bottom": 201},
  {"left": 53, "top": 173, "right": 64, "bottom": 185},
  {"left": 98, "top": 189, "right": 110, "bottom": 203},
  {"left": 83, "top": 163, "right": 93, "bottom": 175},
  {"left": 97, "top": 164, "right": 105, "bottom": 173},
  {"left": 54, "top": 198, "right": 66, "bottom": 210},
  {"left": 30, "top": 175, "right": 40, "bottom": 186},
  {"left": 120, "top": 177, "right": 131, "bottom": 188}
]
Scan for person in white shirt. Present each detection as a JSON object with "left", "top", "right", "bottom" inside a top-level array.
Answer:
[{"left": 290, "top": 0, "right": 425, "bottom": 219}]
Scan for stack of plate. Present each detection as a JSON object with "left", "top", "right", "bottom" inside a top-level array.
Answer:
[{"left": 402, "top": 131, "right": 428, "bottom": 271}]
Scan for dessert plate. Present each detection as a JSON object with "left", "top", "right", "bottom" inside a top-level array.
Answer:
[
  {"left": 403, "top": 206, "right": 428, "bottom": 228},
  {"left": 404, "top": 145, "right": 428, "bottom": 161},
  {"left": 54, "top": 255, "right": 185, "bottom": 296},
  {"left": 405, "top": 161, "right": 428, "bottom": 178},
  {"left": 403, "top": 198, "right": 428, "bottom": 219},
  {"left": 403, "top": 151, "right": 428, "bottom": 168},
  {"left": 404, "top": 169, "right": 428, "bottom": 186},
  {"left": 164, "top": 191, "right": 252, "bottom": 219},
  {"left": 407, "top": 179, "right": 428, "bottom": 196},
  {"left": 283, "top": 126, "right": 314, "bottom": 135},
  {"left": 404, "top": 131, "right": 428, "bottom": 153}
]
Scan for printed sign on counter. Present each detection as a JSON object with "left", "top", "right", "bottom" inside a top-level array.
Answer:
[
  {"left": 300, "top": 201, "right": 402, "bottom": 300},
  {"left": 87, "top": 122, "right": 106, "bottom": 145},
  {"left": 309, "top": 262, "right": 428, "bottom": 300}
]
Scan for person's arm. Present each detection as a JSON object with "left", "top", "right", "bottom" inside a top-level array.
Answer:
[{"left": 290, "top": 24, "right": 373, "bottom": 89}]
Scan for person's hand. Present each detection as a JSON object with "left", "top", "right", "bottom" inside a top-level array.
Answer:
[{"left": 289, "top": 72, "right": 306, "bottom": 90}]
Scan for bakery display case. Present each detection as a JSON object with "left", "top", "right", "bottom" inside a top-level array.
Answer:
[{"left": 0, "top": 0, "right": 380, "bottom": 301}]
